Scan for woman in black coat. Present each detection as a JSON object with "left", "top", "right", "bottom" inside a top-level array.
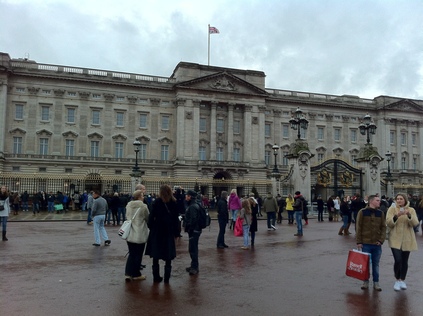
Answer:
[
  {"left": 145, "top": 184, "right": 180, "bottom": 283},
  {"left": 248, "top": 194, "right": 259, "bottom": 247}
]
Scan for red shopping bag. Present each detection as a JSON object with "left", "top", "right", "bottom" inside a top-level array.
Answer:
[
  {"left": 234, "top": 217, "right": 243, "bottom": 237},
  {"left": 345, "top": 249, "right": 370, "bottom": 281}
]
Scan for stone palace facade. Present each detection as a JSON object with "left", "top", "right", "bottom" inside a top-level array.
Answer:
[{"left": 0, "top": 52, "right": 422, "bottom": 199}]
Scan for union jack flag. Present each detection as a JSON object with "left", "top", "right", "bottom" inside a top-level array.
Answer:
[{"left": 209, "top": 26, "right": 220, "bottom": 34}]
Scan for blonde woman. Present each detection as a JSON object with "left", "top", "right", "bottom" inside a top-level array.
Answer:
[
  {"left": 386, "top": 193, "right": 419, "bottom": 291},
  {"left": 239, "top": 199, "right": 252, "bottom": 249},
  {"left": 285, "top": 194, "right": 295, "bottom": 224},
  {"left": 0, "top": 186, "right": 11, "bottom": 241}
]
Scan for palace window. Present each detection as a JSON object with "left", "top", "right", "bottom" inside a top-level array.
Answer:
[
  {"left": 90, "top": 141, "right": 99, "bottom": 157},
  {"left": 282, "top": 124, "right": 289, "bottom": 138},
  {"left": 217, "top": 119, "right": 224, "bottom": 133},
  {"left": 13, "top": 137, "right": 22, "bottom": 154},
  {"left": 199, "top": 146, "right": 206, "bottom": 160},
  {"left": 139, "top": 113, "right": 148, "bottom": 128},
  {"left": 282, "top": 151, "right": 289, "bottom": 166},
  {"left": 401, "top": 132, "right": 407, "bottom": 145},
  {"left": 65, "top": 139, "right": 74, "bottom": 157},
  {"left": 139, "top": 144, "right": 147, "bottom": 160},
  {"left": 161, "top": 115, "right": 170, "bottom": 130},
  {"left": 39, "top": 138, "right": 49, "bottom": 155},
  {"left": 200, "top": 118, "right": 207, "bottom": 132},
  {"left": 334, "top": 128, "right": 341, "bottom": 141},
  {"left": 216, "top": 147, "right": 224, "bottom": 161},
  {"left": 411, "top": 133, "right": 416, "bottom": 146},
  {"left": 92, "top": 110, "right": 100, "bottom": 125},
  {"left": 161, "top": 145, "right": 169, "bottom": 160},
  {"left": 317, "top": 127, "right": 324, "bottom": 140},
  {"left": 15, "top": 104, "right": 24, "bottom": 120},
  {"left": 233, "top": 120, "right": 240, "bottom": 134},
  {"left": 350, "top": 129, "right": 357, "bottom": 142},
  {"left": 233, "top": 148, "right": 241, "bottom": 162},
  {"left": 116, "top": 112, "right": 124, "bottom": 127},
  {"left": 41, "top": 106, "right": 50, "bottom": 121},
  {"left": 115, "top": 142, "right": 123, "bottom": 158},
  {"left": 390, "top": 131, "right": 395, "bottom": 145},
  {"left": 67, "top": 108, "right": 76, "bottom": 123},
  {"left": 265, "top": 123, "right": 271, "bottom": 137},
  {"left": 265, "top": 150, "right": 271, "bottom": 166}
]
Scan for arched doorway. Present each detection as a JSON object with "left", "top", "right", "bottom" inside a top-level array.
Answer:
[
  {"left": 85, "top": 173, "right": 102, "bottom": 193},
  {"left": 212, "top": 171, "right": 232, "bottom": 198}
]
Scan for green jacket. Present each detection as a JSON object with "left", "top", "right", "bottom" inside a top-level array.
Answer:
[{"left": 356, "top": 207, "right": 386, "bottom": 245}]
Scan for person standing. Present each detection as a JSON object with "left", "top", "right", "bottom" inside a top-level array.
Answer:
[
  {"left": 91, "top": 190, "right": 111, "bottom": 247},
  {"left": 293, "top": 191, "right": 306, "bottom": 236},
  {"left": 145, "top": 185, "right": 179, "bottom": 283},
  {"left": 0, "top": 186, "right": 11, "bottom": 241},
  {"left": 338, "top": 196, "right": 351, "bottom": 236},
  {"left": 239, "top": 198, "right": 252, "bottom": 250},
  {"left": 228, "top": 189, "right": 241, "bottom": 230},
  {"left": 248, "top": 194, "right": 259, "bottom": 247},
  {"left": 386, "top": 193, "right": 419, "bottom": 291},
  {"left": 316, "top": 195, "right": 324, "bottom": 222},
  {"left": 47, "top": 192, "right": 55, "bottom": 213},
  {"left": 184, "top": 190, "right": 202, "bottom": 275},
  {"left": 334, "top": 196, "right": 341, "bottom": 222},
  {"left": 285, "top": 194, "right": 295, "bottom": 224},
  {"left": 216, "top": 191, "right": 229, "bottom": 249},
  {"left": 86, "top": 191, "right": 93, "bottom": 225},
  {"left": 277, "top": 194, "right": 285, "bottom": 224},
  {"left": 356, "top": 195, "right": 386, "bottom": 291},
  {"left": 125, "top": 190, "right": 150, "bottom": 281},
  {"left": 110, "top": 192, "right": 120, "bottom": 226},
  {"left": 263, "top": 192, "right": 278, "bottom": 230},
  {"left": 21, "top": 191, "right": 29, "bottom": 212},
  {"left": 326, "top": 196, "right": 335, "bottom": 222}
]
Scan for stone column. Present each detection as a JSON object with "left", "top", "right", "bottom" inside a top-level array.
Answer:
[
  {"left": 243, "top": 105, "right": 253, "bottom": 162},
  {"left": 210, "top": 102, "right": 217, "bottom": 160},
  {"left": 192, "top": 100, "right": 201, "bottom": 159},
  {"left": 0, "top": 79, "right": 8, "bottom": 161},
  {"left": 227, "top": 103, "right": 234, "bottom": 161},
  {"left": 175, "top": 98, "right": 186, "bottom": 160},
  {"left": 288, "top": 148, "right": 313, "bottom": 200},
  {"left": 356, "top": 144, "right": 383, "bottom": 197}
]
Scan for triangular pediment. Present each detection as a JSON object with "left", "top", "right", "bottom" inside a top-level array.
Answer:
[
  {"left": 9, "top": 128, "right": 26, "bottom": 134},
  {"left": 36, "top": 129, "right": 53, "bottom": 136},
  {"left": 87, "top": 132, "right": 103, "bottom": 139},
  {"left": 62, "top": 131, "right": 79, "bottom": 138},
  {"left": 380, "top": 99, "right": 423, "bottom": 112},
  {"left": 175, "top": 71, "right": 267, "bottom": 96}
]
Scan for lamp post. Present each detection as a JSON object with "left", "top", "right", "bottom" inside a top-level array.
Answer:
[
  {"left": 359, "top": 113, "right": 377, "bottom": 144},
  {"left": 289, "top": 107, "right": 309, "bottom": 140},
  {"left": 132, "top": 140, "right": 141, "bottom": 178},
  {"left": 385, "top": 150, "right": 393, "bottom": 197},
  {"left": 271, "top": 144, "right": 281, "bottom": 195}
]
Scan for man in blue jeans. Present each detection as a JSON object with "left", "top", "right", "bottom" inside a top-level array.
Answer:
[
  {"left": 293, "top": 191, "right": 306, "bottom": 236},
  {"left": 356, "top": 195, "right": 386, "bottom": 291}
]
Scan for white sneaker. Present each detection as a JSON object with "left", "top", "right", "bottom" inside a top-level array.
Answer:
[
  {"left": 271, "top": 225, "right": 277, "bottom": 230},
  {"left": 267, "top": 228, "right": 272, "bottom": 231},
  {"left": 399, "top": 281, "right": 407, "bottom": 290},
  {"left": 394, "top": 281, "right": 401, "bottom": 291}
]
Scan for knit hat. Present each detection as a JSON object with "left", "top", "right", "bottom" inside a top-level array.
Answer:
[
  {"left": 295, "top": 191, "right": 301, "bottom": 195},
  {"left": 186, "top": 190, "right": 197, "bottom": 197}
]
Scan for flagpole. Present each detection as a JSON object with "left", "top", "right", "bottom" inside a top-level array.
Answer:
[{"left": 208, "top": 24, "right": 210, "bottom": 66}]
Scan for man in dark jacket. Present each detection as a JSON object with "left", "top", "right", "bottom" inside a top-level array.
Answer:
[
  {"left": 184, "top": 190, "right": 202, "bottom": 275},
  {"left": 216, "top": 191, "right": 229, "bottom": 249},
  {"left": 293, "top": 191, "right": 306, "bottom": 236}
]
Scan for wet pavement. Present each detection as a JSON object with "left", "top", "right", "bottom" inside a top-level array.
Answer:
[{"left": 2, "top": 215, "right": 423, "bottom": 316}]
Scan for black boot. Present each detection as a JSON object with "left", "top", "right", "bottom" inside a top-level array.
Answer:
[
  {"left": 152, "top": 264, "right": 163, "bottom": 283},
  {"left": 2, "top": 231, "right": 8, "bottom": 241},
  {"left": 164, "top": 264, "right": 172, "bottom": 283}
]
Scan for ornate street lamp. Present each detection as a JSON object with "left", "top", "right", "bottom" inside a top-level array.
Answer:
[
  {"left": 132, "top": 140, "right": 141, "bottom": 177},
  {"left": 359, "top": 113, "right": 377, "bottom": 144},
  {"left": 289, "top": 107, "right": 309, "bottom": 140},
  {"left": 385, "top": 151, "right": 392, "bottom": 179},
  {"left": 271, "top": 144, "right": 281, "bottom": 181}
]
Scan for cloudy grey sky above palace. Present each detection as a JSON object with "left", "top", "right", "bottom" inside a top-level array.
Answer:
[{"left": 1, "top": 0, "right": 422, "bottom": 100}]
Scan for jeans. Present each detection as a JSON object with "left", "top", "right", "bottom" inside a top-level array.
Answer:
[
  {"left": 48, "top": 201, "right": 55, "bottom": 213},
  {"left": 217, "top": 218, "right": 227, "bottom": 246},
  {"left": 295, "top": 211, "right": 303, "bottom": 234},
  {"left": 231, "top": 209, "right": 239, "bottom": 221},
  {"left": 288, "top": 210, "right": 294, "bottom": 224},
  {"left": 391, "top": 248, "right": 411, "bottom": 280},
  {"left": 93, "top": 215, "right": 109, "bottom": 244},
  {"left": 32, "top": 202, "right": 40, "bottom": 214},
  {"left": 362, "top": 244, "right": 382, "bottom": 282},
  {"left": 188, "top": 230, "right": 201, "bottom": 270},
  {"left": 267, "top": 212, "right": 276, "bottom": 228},
  {"left": 82, "top": 202, "right": 87, "bottom": 211},
  {"left": 22, "top": 201, "right": 29, "bottom": 211},
  {"left": 105, "top": 209, "right": 111, "bottom": 224},
  {"left": 342, "top": 215, "right": 349, "bottom": 228},
  {"left": 118, "top": 207, "right": 125, "bottom": 224},
  {"left": 0, "top": 216, "right": 8, "bottom": 231},
  {"left": 125, "top": 241, "right": 145, "bottom": 277},
  {"left": 242, "top": 225, "right": 250, "bottom": 247},
  {"left": 87, "top": 208, "right": 92, "bottom": 223}
]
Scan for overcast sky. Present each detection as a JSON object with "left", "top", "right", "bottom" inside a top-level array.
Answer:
[{"left": 1, "top": 0, "right": 422, "bottom": 100}]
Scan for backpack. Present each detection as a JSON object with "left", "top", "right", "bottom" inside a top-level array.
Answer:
[{"left": 196, "top": 202, "right": 211, "bottom": 229}]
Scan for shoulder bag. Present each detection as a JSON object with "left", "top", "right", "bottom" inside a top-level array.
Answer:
[{"left": 118, "top": 207, "right": 140, "bottom": 240}]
